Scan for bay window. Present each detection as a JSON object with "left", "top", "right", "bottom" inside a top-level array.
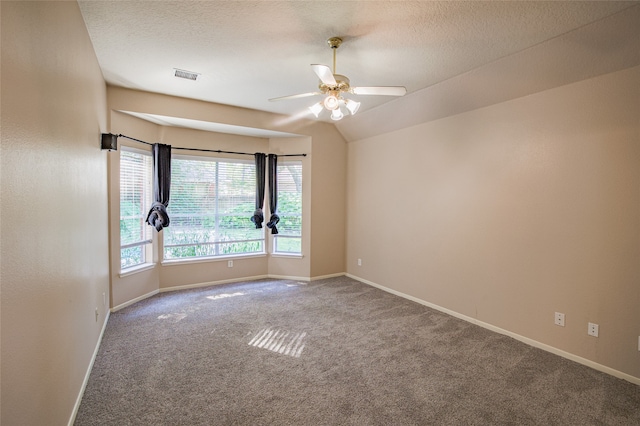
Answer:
[{"left": 163, "top": 155, "right": 264, "bottom": 260}]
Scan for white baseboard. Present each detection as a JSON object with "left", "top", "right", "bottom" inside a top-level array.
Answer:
[
  {"left": 160, "top": 275, "right": 270, "bottom": 293},
  {"left": 268, "top": 274, "right": 310, "bottom": 282},
  {"left": 310, "top": 272, "right": 346, "bottom": 281},
  {"left": 160, "top": 272, "right": 347, "bottom": 292},
  {"left": 346, "top": 273, "right": 640, "bottom": 386},
  {"left": 111, "top": 289, "right": 160, "bottom": 312},
  {"left": 117, "top": 273, "right": 350, "bottom": 308},
  {"left": 68, "top": 310, "right": 111, "bottom": 426}
]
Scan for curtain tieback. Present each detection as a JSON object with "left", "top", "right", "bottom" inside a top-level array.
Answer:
[
  {"left": 146, "top": 201, "right": 170, "bottom": 232},
  {"left": 251, "top": 208, "right": 264, "bottom": 229},
  {"left": 266, "top": 213, "right": 279, "bottom": 234}
]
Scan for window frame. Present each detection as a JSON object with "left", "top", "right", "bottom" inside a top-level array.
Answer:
[
  {"left": 161, "top": 153, "right": 266, "bottom": 263},
  {"left": 119, "top": 146, "right": 154, "bottom": 272},
  {"left": 272, "top": 160, "right": 303, "bottom": 256}
]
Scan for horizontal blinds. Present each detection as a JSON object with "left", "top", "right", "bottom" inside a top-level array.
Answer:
[
  {"left": 164, "top": 156, "right": 262, "bottom": 259},
  {"left": 275, "top": 161, "right": 302, "bottom": 237},
  {"left": 167, "top": 157, "right": 255, "bottom": 225},
  {"left": 120, "top": 149, "right": 152, "bottom": 247}
]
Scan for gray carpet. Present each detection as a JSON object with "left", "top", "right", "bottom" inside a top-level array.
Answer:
[{"left": 75, "top": 276, "right": 640, "bottom": 425}]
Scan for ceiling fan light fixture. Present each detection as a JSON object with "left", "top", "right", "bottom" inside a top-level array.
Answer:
[
  {"left": 309, "top": 102, "right": 324, "bottom": 118},
  {"left": 330, "top": 108, "right": 344, "bottom": 121},
  {"left": 344, "top": 98, "right": 361, "bottom": 115},
  {"left": 270, "top": 36, "right": 405, "bottom": 121},
  {"left": 323, "top": 94, "right": 340, "bottom": 110}
]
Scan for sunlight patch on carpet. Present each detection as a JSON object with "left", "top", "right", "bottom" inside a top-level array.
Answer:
[
  {"left": 286, "top": 281, "right": 308, "bottom": 287},
  {"left": 157, "top": 313, "right": 187, "bottom": 322},
  {"left": 206, "top": 292, "right": 246, "bottom": 301},
  {"left": 248, "top": 328, "right": 307, "bottom": 358}
]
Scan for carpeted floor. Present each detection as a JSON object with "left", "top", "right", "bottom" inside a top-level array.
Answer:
[{"left": 75, "top": 276, "right": 640, "bottom": 425}]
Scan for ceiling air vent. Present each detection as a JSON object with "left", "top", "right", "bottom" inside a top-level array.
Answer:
[{"left": 174, "top": 68, "right": 199, "bottom": 81}]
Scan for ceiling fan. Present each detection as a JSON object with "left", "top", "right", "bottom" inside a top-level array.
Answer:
[{"left": 269, "top": 37, "right": 407, "bottom": 121}]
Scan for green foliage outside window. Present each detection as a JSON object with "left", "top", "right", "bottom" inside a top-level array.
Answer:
[
  {"left": 274, "top": 162, "right": 302, "bottom": 254},
  {"left": 163, "top": 157, "right": 264, "bottom": 260}
]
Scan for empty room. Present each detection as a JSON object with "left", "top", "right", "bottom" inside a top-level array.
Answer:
[{"left": 1, "top": 1, "right": 639, "bottom": 425}]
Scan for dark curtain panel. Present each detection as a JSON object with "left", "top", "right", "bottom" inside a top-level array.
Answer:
[
  {"left": 251, "top": 153, "right": 266, "bottom": 228},
  {"left": 266, "top": 154, "right": 279, "bottom": 234},
  {"left": 146, "top": 143, "right": 171, "bottom": 232}
]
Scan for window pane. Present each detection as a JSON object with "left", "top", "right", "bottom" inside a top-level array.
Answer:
[
  {"left": 164, "top": 156, "right": 264, "bottom": 260},
  {"left": 120, "top": 149, "right": 152, "bottom": 269},
  {"left": 274, "top": 161, "right": 302, "bottom": 254},
  {"left": 274, "top": 237, "right": 301, "bottom": 254},
  {"left": 121, "top": 246, "right": 143, "bottom": 269}
]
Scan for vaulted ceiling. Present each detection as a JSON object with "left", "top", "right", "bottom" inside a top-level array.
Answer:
[{"left": 78, "top": 1, "right": 640, "bottom": 140}]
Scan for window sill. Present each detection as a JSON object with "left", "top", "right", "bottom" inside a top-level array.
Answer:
[
  {"left": 271, "top": 253, "right": 304, "bottom": 259},
  {"left": 120, "top": 263, "right": 155, "bottom": 278},
  {"left": 161, "top": 253, "right": 267, "bottom": 267}
]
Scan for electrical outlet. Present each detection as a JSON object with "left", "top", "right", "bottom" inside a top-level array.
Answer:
[
  {"left": 588, "top": 322, "right": 599, "bottom": 337},
  {"left": 357, "top": 258, "right": 362, "bottom": 266},
  {"left": 227, "top": 260, "right": 233, "bottom": 268},
  {"left": 554, "top": 312, "right": 565, "bottom": 327},
  {"left": 95, "top": 307, "right": 99, "bottom": 322}
]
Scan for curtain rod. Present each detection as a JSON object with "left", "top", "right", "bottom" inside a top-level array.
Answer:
[{"left": 117, "top": 134, "right": 307, "bottom": 157}]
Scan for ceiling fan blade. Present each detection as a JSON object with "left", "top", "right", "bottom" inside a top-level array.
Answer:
[
  {"left": 311, "top": 64, "right": 337, "bottom": 86},
  {"left": 269, "top": 92, "right": 322, "bottom": 102},
  {"left": 352, "top": 86, "right": 407, "bottom": 96}
]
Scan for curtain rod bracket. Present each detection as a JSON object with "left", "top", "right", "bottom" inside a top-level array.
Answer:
[{"left": 100, "top": 133, "right": 118, "bottom": 151}]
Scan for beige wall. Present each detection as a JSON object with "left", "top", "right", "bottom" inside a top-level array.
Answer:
[
  {"left": 107, "top": 90, "right": 344, "bottom": 306},
  {"left": 346, "top": 66, "right": 640, "bottom": 381},
  {"left": 307, "top": 124, "right": 347, "bottom": 278},
  {"left": 268, "top": 137, "right": 313, "bottom": 279},
  {"left": 1, "top": 2, "right": 110, "bottom": 425}
]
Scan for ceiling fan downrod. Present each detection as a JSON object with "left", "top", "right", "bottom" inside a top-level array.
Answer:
[{"left": 327, "top": 37, "right": 342, "bottom": 74}]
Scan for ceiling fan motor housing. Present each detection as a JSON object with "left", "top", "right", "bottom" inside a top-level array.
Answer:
[{"left": 319, "top": 74, "right": 351, "bottom": 94}]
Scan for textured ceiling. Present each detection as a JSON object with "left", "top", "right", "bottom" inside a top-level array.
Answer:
[{"left": 78, "top": 1, "right": 639, "bottom": 135}]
